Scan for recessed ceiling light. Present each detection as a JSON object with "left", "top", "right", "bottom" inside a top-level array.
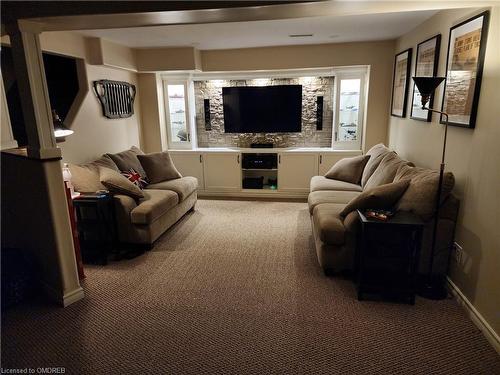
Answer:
[
  {"left": 329, "top": 35, "right": 339, "bottom": 39},
  {"left": 289, "top": 34, "right": 314, "bottom": 38}
]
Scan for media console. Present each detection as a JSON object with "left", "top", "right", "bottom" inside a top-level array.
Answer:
[
  {"left": 242, "top": 153, "right": 278, "bottom": 190},
  {"left": 169, "top": 148, "right": 362, "bottom": 199}
]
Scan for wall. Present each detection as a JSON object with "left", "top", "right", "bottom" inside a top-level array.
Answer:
[
  {"left": 39, "top": 32, "right": 142, "bottom": 163},
  {"left": 388, "top": 7, "right": 500, "bottom": 336},
  {"left": 138, "top": 73, "right": 167, "bottom": 153},
  {"left": 194, "top": 77, "right": 334, "bottom": 148},
  {"left": 201, "top": 41, "right": 395, "bottom": 151}
]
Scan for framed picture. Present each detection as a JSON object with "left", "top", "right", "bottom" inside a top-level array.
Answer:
[
  {"left": 411, "top": 35, "right": 441, "bottom": 121},
  {"left": 391, "top": 48, "right": 412, "bottom": 117},
  {"left": 441, "top": 11, "right": 490, "bottom": 128}
]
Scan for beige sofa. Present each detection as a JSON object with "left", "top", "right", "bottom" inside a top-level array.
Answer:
[
  {"left": 309, "top": 144, "right": 459, "bottom": 278},
  {"left": 69, "top": 147, "right": 197, "bottom": 247}
]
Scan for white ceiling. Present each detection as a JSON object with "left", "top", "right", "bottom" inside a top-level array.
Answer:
[{"left": 77, "top": 10, "right": 438, "bottom": 50}]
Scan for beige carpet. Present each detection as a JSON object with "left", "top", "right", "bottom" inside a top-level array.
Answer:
[{"left": 2, "top": 199, "right": 499, "bottom": 374}]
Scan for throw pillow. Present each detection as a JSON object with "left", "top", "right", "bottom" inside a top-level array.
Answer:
[
  {"left": 107, "top": 146, "right": 148, "bottom": 179},
  {"left": 394, "top": 165, "right": 455, "bottom": 221},
  {"left": 68, "top": 155, "right": 119, "bottom": 193},
  {"left": 363, "top": 152, "right": 413, "bottom": 191},
  {"left": 99, "top": 167, "right": 144, "bottom": 199},
  {"left": 360, "top": 143, "right": 391, "bottom": 187},
  {"left": 137, "top": 151, "right": 182, "bottom": 184},
  {"left": 121, "top": 168, "right": 149, "bottom": 189},
  {"left": 324, "top": 155, "right": 370, "bottom": 184},
  {"left": 340, "top": 180, "right": 410, "bottom": 217}
]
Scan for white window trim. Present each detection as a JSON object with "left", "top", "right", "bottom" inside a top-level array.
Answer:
[
  {"left": 162, "top": 80, "right": 193, "bottom": 150},
  {"left": 332, "top": 67, "right": 368, "bottom": 151}
]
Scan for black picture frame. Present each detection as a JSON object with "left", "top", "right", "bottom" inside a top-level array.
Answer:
[
  {"left": 410, "top": 34, "right": 441, "bottom": 121},
  {"left": 391, "top": 48, "right": 412, "bottom": 118},
  {"left": 440, "top": 11, "right": 490, "bottom": 128}
]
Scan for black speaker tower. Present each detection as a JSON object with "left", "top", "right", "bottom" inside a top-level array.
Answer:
[
  {"left": 204, "top": 99, "right": 211, "bottom": 130},
  {"left": 316, "top": 96, "right": 323, "bottom": 130}
]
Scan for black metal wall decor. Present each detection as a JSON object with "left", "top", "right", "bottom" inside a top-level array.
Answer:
[{"left": 93, "top": 80, "right": 136, "bottom": 119}]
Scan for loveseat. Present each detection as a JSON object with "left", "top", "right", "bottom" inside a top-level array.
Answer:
[
  {"left": 309, "top": 144, "right": 459, "bottom": 278},
  {"left": 68, "top": 146, "right": 197, "bottom": 246}
]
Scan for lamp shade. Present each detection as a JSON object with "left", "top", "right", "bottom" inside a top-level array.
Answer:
[
  {"left": 412, "top": 77, "right": 445, "bottom": 96},
  {"left": 52, "top": 110, "right": 74, "bottom": 138}
]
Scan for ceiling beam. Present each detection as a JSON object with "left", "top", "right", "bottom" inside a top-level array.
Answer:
[{"left": 18, "top": 0, "right": 498, "bottom": 33}]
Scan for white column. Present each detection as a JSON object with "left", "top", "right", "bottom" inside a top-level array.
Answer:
[
  {"left": 5, "top": 22, "right": 84, "bottom": 306},
  {"left": 8, "top": 23, "right": 60, "bottom": 159}
]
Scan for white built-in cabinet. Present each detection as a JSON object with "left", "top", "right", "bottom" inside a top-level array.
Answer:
[
  {"left": 169, "top": 149, "right": 361, "bottom": 197},
  {"left": 278, "top": 153, "right": 319, "bottom": 192},
  {"left": 170, "top": 152, "right": 205, "bottom": 189},
  {"left": 203, "top": 152, "right": 242, "bottom": 191}
]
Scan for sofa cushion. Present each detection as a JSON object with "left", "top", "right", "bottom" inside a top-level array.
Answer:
[
  {"left": 130, "top": 189, "right": 179, "bottom": 225},
  {"left": 68, "top": 155, "right": 119, "bottom": 193},
  {"left": 146, "top": 176, "right": 198, "bottom": 201},
  {"left": 99, "top": 167, "right": 144, "bottom": 200},
  {"left": 364, "top": 152, "right": 412, "bottom": 191},
  {"left": 340, "top": 180, "right": 410, "bottom": 217},
  {"left": 361, "top": 143, "right": 392, "bottom": 187},
  {"left": 308, "top": 190, "right": 361, "bottom": 214},
  {"left": 310, "top": 176, "right": 363, "bottom": 193},
  {"left": 137, "top": 151, "right": 182, "bottom": 184},
  {"left": 324, "top": 155, "right": 370, "bottom": 184},
  {"left": 107, "top": 146, "right": 147, "bottom": 178},
  {"left": 312, "top": 203, "right": 346, "bottom": 246},
  {"left": 394, "top": 165, "right": 455, "bottom": 221}
]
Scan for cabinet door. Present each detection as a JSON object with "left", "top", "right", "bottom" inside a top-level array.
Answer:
[
  {"left": 318, "top": 152, "right": 363, "bottom": 175},
  {"left": 278, "top": 153, "right": 318, "bottom": 192},
  {"left": 203, "top": 153, "right": 241, "bottom": 191},
  {"left": 170, "top": 152, "right": 205, "bottom": 189}
]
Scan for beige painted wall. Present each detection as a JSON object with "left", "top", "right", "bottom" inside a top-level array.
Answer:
[
  {"left": 58, "top": 63, "right": 142, "bottom": 163},
  {"left": 136, "top": 47, "right": 201, "bottom": 72},
  {"left": 201, "top": 41, "right": 396, "bottom": 151},
  {"left": 138, "top": 73, "right": 165, "bottom": 153},
  {"left": 388, "top": 7, "right": 500, "bottom": 335}
]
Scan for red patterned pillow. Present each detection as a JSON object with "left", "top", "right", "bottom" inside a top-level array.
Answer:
[{"left": 121, "top": 168, "right": 148, "bottom": 189}]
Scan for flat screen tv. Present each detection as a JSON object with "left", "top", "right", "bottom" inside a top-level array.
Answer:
[{"left": 222, "top": 85, "right": 302, "bottom": 133}]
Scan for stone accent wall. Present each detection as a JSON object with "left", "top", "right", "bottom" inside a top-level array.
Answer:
[{"left": 194, "top": 77, "right": 334, "bottom": 148}]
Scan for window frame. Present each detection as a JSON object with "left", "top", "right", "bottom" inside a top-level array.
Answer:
[
  {"left": 332, "top": 68, "right": 368, "bottom": 151},
  {"left": 162, "top": 80, "right": 192, "bottom": 150}
]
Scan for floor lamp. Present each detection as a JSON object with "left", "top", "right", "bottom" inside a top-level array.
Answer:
[{"left": 412, "top": 77, "right": 449, "bottom": 300}]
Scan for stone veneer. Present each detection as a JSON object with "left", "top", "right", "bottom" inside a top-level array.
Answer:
[{"left": 194, "top": 77, "right": 334, "bottom": 148}]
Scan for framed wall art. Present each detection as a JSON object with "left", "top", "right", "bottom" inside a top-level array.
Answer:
[
  {"left": 441, "top": 11, "right": 490, "bottom": 128},
  {"left": 411, "top": 34, "right": 441, "bottom": 121},
  {"left": 391, "top": 48, "right": 412, "bottom": 117}
]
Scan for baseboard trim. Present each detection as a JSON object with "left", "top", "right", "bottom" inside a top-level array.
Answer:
[
  {"left": 198, "top": 190, "right": 308, "bottom": 200},
  {"left": 447, "top": 277, "right": 500, "bottom": 354},
  {"left": 42, "top": 282, "right": 85, "bottom": 307}
]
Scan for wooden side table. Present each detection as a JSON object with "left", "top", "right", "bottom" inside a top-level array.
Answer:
[
  {"left": 73, "top": 193, "right": 117, "bottom": 265},
  {"left": 356, "top": 209, "right": 424, "bottom": 304}
]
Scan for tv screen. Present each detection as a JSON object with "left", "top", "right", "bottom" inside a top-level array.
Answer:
[{"left": 222, "top": 85, "right": 302, "bottom": 133}]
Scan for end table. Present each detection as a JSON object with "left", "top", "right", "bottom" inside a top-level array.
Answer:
[
  {"left": 73, "top": 193, "right": 117, "bottom": 265},
  {"left": 356, "top": 209, "right": 424, "bottom": 304}
]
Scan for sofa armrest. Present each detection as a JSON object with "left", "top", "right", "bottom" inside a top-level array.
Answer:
[{"left": 113, "top": 194, "right": 138, "bottom": 243}]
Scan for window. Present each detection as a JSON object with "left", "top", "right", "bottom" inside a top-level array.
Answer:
[
  {"left": 163, "top": 81, "right": 192, "bottom": 149},
  {"left": 333, "top": 69, "right": 367, "bottom": 150}
]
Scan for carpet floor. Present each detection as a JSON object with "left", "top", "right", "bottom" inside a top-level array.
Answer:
[{"left": 2, "top": 199, "right": 499, "bottom": 374}]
